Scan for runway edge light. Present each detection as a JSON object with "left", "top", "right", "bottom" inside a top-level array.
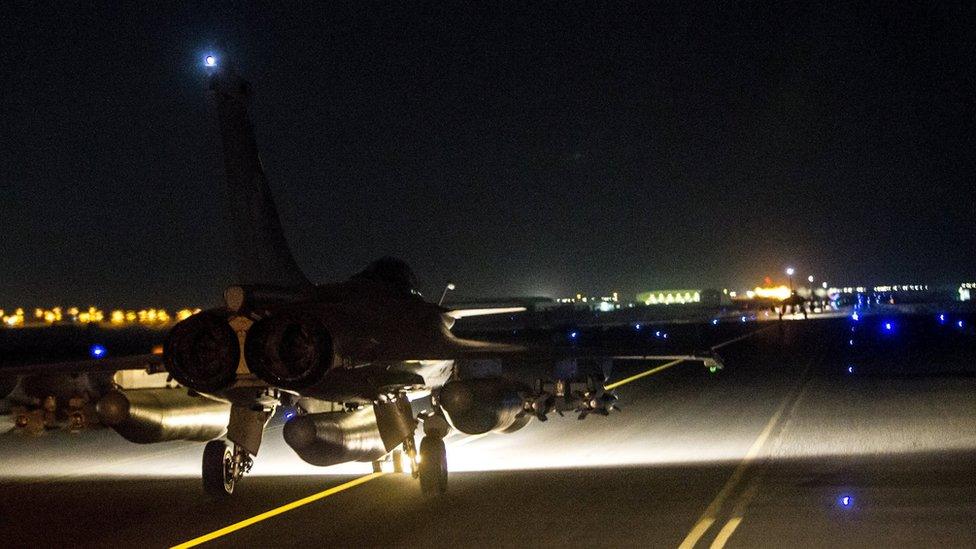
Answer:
[
  {"left": 90, "top": 344, "right": 107, "bottom": 359},
  {"left": 838, "top": 494, "right": 854, "bottom": 509}
]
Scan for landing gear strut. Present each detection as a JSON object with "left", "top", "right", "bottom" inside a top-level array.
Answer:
[
  {"left": 202, "top": 440, "right": 252, "bottom": 499},
  {"left": 371, "top": 449, "right": 406, "bottom": 473}
]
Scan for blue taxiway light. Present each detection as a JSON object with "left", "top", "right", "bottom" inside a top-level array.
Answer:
[
  {"left": 838, "top": 494, "right": 854, "bottom": 509},
  {"left": 884, "top": 322, "right": 893, "bottom": 332},
  {"left": 634, "top": 324, "right": 641, "bottom": 331},
  {"left": 740, "top": 315, "right": 747, "bottom": 322},
  {"left": 90, "top": 344, "right": 107, "bottom": 359},
  {"left": 655, "top": 331, "right": 661, "bottom": 337},
  {"left": 847, "top": 365, "right": 854, "bottom": 374},
  {"left": 958, "top": 320, "right": 965, "bottom": 328},
  {"left": 283, "top": 410, "right": 296, "bottom": 421},
  {"left": 851, "top": 312, "right": 860, "bottom": 321},
  {"left": 711, "top": 319, "right": 719, "bottom": 325},
  {"left": 205, "top": 55, "right": 217, "bottom": 67},
  {"left": 938, "top": 314, "right": 946, "bottom": 323},
  {"left": 569, "top": 331, "right": 578, "bottom": 340},
  {"left": 848, "top": 339, "right": 854, "bottom": 346}
]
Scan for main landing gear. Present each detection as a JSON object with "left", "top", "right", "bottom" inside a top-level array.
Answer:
[
  {"left": 389, "top": 431, "right": 447, "bottom": 496},
  {"left": 371, "top": 401, "right": 450, "bottom": 497},
  {"left": 416, "top": 409, "right": 449, "bottom": 496},
  {"left": 418, "top": 435, "right": 447, "bottom": 496},
  {"left": 202, "top": 439, "right": 253, "bottom": 498}
]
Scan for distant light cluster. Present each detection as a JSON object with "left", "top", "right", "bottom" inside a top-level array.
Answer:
[
  {"left": 871, "top": 285, "right": 928, "bottom": 293},
  {"left": 0, "top": 306, "right": 201, "bottom": 328},
  {"left": 1, "top": 308, "right": 25, "bottom": 327},
  {"left": 557, "top": 292, "right": 624, "bottom": 311},
  {"left": 959, "top": 283, "right": 975, "bottom": 302},
  {"left": 830, "top": 284, "right": 929, "bottom": 295},
  {"left": 746, "top": 286, "right": 791, "bottom": 301}
]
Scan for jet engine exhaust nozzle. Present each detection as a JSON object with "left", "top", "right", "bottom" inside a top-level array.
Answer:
[
  {"left": 244, "top": 314, "right": 334, "bottom": 391},
  {"left": 163, "top": 310, "right": 240, "bottom": 393}
]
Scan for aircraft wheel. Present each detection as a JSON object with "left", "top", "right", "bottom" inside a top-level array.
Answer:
[
  {"left": 202, "top": 440, "right": 235, "bottom": 499},
  {"left": 419, "top": 436, "right": 447, "bottom": 496}
]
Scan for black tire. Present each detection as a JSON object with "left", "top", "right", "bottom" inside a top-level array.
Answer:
[
  {"left": 419, "top": 436, "right": 447, "bottom": 496},
  {"left": 202, "top": 440, "right": 235, "bottom": 499}
]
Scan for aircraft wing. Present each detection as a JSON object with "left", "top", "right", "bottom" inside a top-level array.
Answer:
[
  {"left": 0, "top": 353, "right": 164, "bottom": 377},
  {"left": 444, "top": 307, "right": 527, "bottom": 320},
  {"left": 399, "top": 335, "right": 724, "bottom": 369}
]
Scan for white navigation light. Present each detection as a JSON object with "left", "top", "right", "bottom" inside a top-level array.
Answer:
[{"left": 205, "top": 55, "right": 217, "bottom": 67}]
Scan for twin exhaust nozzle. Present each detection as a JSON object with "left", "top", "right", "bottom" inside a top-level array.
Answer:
[{"left": 164, "top": 305, "right": 334, "bottom": 395}]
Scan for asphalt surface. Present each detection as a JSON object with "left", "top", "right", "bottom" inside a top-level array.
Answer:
[{"left": 2, "top": 315, "right": 975, "bottom": 548}]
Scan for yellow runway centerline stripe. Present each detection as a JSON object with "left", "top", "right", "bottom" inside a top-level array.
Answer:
[
  {"left": 708, "top": 517, "right": 742, "bottom": 549},
  {"left": 604, "top": 359, "right": 684, "bottom": 390},
  {"left": 170, "top": 472, "right": 386, "bottom": 549},
  {"left": 676, "top": 395, "right": 789, "bottom": 549},
  {"left": 678, "top": 358, "right": 813, "bottom": 549},
  {"left": 709, "top": 482, "right": 760, "bottom": 549}
]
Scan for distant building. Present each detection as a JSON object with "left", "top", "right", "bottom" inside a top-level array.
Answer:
[{"left": 635, "top": 289, "right": 701, "bottom": 306}]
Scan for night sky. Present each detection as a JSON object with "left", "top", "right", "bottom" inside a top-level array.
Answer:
[{"left": 2, "top": 3, "right": 974, "bottom": 308}]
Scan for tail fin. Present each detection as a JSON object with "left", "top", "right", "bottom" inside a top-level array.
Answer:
[{"left": 208, "top": 67, "right": 311, "bottom": 288}]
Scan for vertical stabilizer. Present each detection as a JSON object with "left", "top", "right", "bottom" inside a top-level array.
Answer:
[{"left": 208, "top": 67, "right": 311, "bottom": 288}]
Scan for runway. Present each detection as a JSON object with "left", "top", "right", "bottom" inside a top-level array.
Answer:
[{"left": 2, "top": 316, "right": 975, "bottom": 548}]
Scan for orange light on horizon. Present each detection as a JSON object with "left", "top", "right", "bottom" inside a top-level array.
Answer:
[{"left": 753, "top": 285, "right": 792, "bottom": 301}]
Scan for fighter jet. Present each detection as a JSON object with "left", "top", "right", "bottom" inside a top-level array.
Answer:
[
  {"left": 2, "top": 56, "right": 722, "bottom": 498},
  {"left": 778, "top": 291, "right": 809, "bottom": 319}
]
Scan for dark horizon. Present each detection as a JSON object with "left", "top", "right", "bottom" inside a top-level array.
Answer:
[{"left": 3, "top": 4, "right": 975, "bottom": 308}]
